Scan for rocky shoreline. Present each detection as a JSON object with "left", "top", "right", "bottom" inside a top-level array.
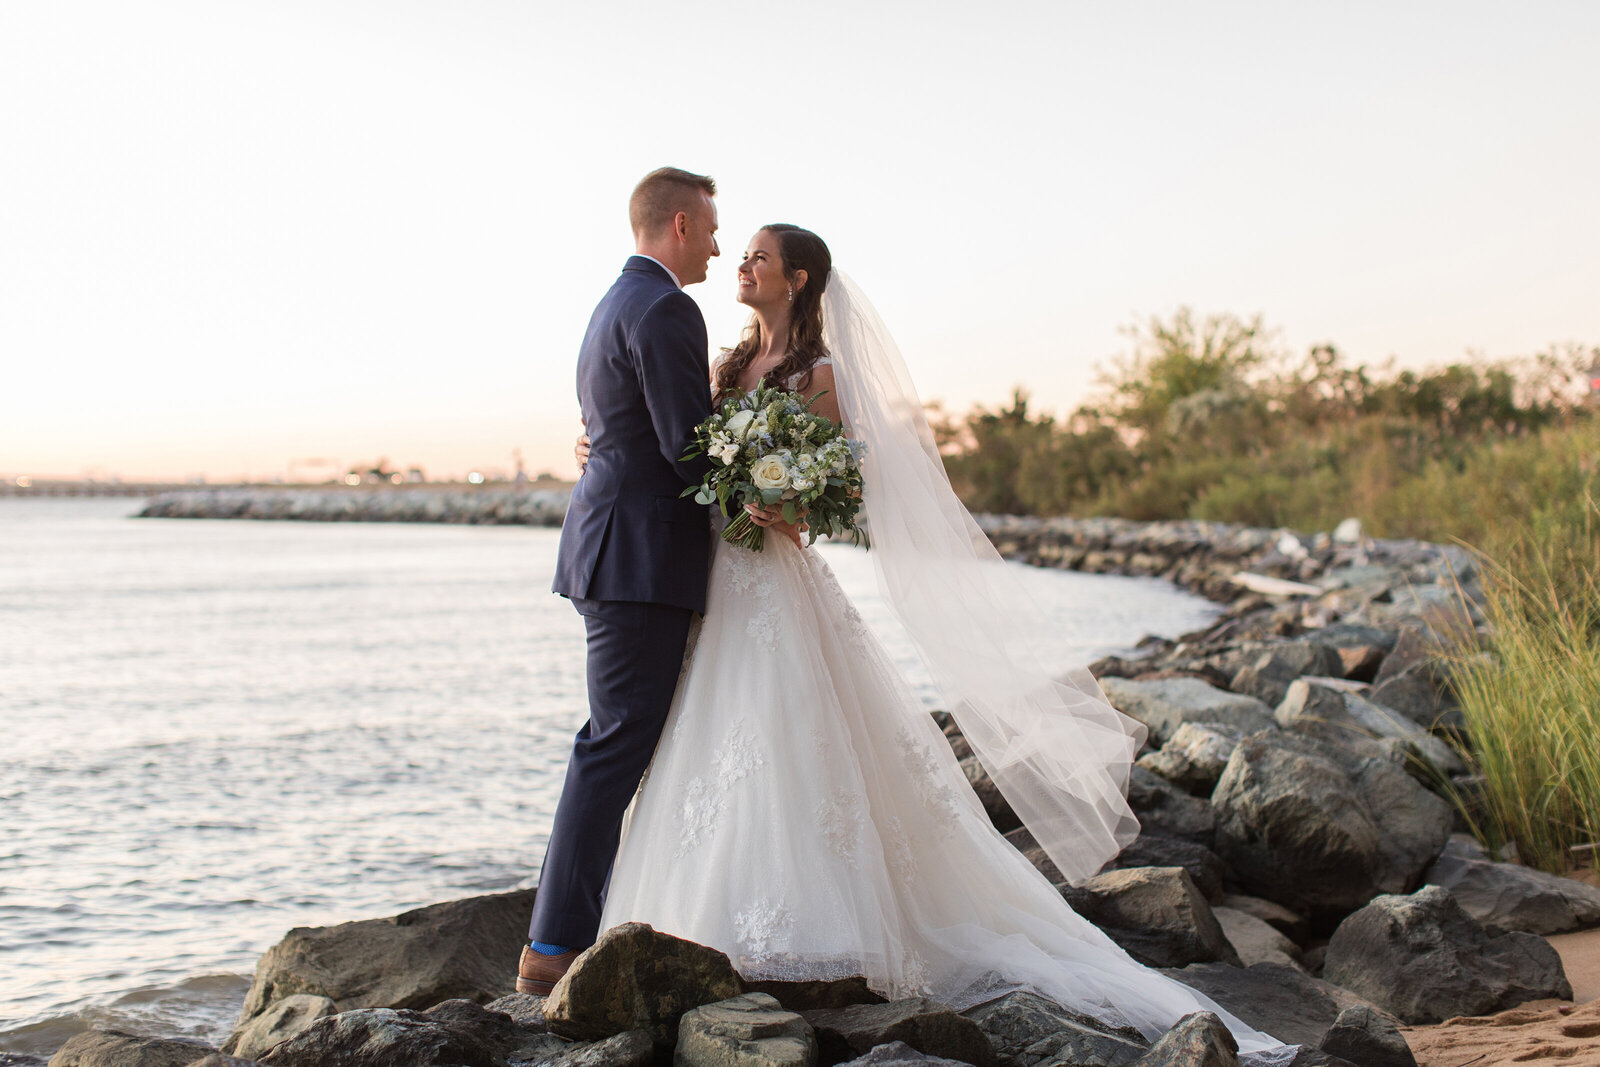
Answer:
[{"left": 47, "top": 499, "right": 1599, "bottom": 1067}]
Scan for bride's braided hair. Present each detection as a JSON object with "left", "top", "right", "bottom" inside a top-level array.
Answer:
[{"left": 713, "top": 225, "right": 833, "bottom": 406}]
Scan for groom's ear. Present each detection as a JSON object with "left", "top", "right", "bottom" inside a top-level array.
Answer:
[{"left": 673, "top": 210, "right": 691, "bottom": 242}]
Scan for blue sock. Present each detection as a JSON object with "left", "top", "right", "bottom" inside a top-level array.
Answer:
[{"left": 530, "top": 940, "right": 571, "bottom": 956}]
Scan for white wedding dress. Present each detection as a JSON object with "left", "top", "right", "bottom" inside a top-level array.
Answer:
[{"left": 597, "top": 277, "right": 1284, "bottom": 1057}]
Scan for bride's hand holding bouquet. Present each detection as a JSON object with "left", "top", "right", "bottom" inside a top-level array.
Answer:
[{"left": 681, "top": 380, "right": 866, "bottom": 552}]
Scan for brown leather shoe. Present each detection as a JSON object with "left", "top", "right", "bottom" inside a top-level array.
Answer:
[{"left": 516, "top": 944, "right": 580, "bottom": 996}]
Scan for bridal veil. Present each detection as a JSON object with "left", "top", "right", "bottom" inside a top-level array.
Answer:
[{"left": 821, "top": 271, "right": 1146, "bottom": 885}]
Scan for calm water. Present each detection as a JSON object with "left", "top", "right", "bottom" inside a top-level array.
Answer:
[{"left": 0, "top": 498, "right": 1218, "bottom": 1058}]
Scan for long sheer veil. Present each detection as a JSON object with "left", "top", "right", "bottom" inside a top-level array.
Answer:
[{"left": 822, "top": 270, "right": 1146, "bottom": 884}]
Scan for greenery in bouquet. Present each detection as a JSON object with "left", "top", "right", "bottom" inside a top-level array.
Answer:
[{"left": 681, "top": 380, "right": 866, "bottom": 552}]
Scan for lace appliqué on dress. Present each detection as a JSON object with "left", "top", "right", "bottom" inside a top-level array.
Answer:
[
  {"left": 675, "top": 720, "right": 768, "bottom": 857},
  {"left": 815, "top": 787, "right": 866, "bottom": 869},
  {"left": 675, "top": 776, "right": 724, "bottom": 858},
  {"left": 723, "top": 549, "right": 782, "bottom": 653},
  {"left": 897, "top": 726, "right": 964, "bottom": 830},
  {"left": 714, "top": 718, "right": 765, "bottom": 785},
  {"left": 733, "top": 897, "right": 794, "bottom": 958}
]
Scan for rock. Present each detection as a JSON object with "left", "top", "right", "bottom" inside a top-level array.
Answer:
[
  {"left": 1128, "top": 767, "right": 1216, "bottom": 845},
  {"left": 1318, "top": 1006, "right": 1415, "bottom": 1067},
  {"left": 1217, "top": 896, "right": 1308, "bottom": 945},
  {"left": 801, "top": 999, "right": 998, "bottom": 1067},
  {"left": 46, "top": 1033, "right": 216, "bottom": 1067},
  {"left": 1162, "top": 963, "right": 1345, "bottom": 1049},
  {"left": 544, "top": 922, "right": 742, "bottom": 1045},
  {"left": 1210, "top": 731, "right": 1452, "bottom": 916},
  {"left": 1369, "top": 627, "right": 1438, "bottom": 686},
  {"left": 1212, "top": 907, "right": 1302, "bottom": 969},
  {"left": 1331, "top": 519, "right": 1362, "bottom": 545},
  {"left": 1274, "top": 680, "right": 1465, "bottom": 778},
  {"left": 1304, "top": 622, "right": 1398, "bottom": 655},
  {"left": 1322, "top": 885, "right": 1573, "bottom": 1023},
  {"left": 1132, "top": 1012, "right": 1237, "bottom": 1067},
  {"left": 1100, "top": 679, "right": 1276, "bottom": 747},
  {"left": 1229, "top": 643, "right": 1341, "bottom": 709},
  {"left": 1366, "top": 665, "right": 1454, "bottom": 730},
  {"left": 962, "top": 990, "right": 1148, "bottom": 1067},
  {"left": 962, "top": 754, "right": 1022, "bottom": 834},
  {"left": 189, "top": 1057, "right": 264, "bottom": 1067},
  {"left": 515, "top": 1030, "right": 654, "bottom": 1066},
  {"left": 224, "top": 995, "right": 336, "bottom": 1059},
  {"left": 483, "top": 993, "right": 548, "bottom": 1029},
  {"left": 1422, "top": 836, "right": 1600, "bottom": 935},
  {"left": 675, "top": 993, "right": 816, "bottom": 1067},
  {"left": 1102, "top": 836, "right": 1229, "bottom": 904},
  {"left": 1136, "top": 724, "right": 1245, "bottom": 796},
  {"left": 745, "top": 978, "right": 887, "bottom": 1013},
  {"left": 258, "top": 1000, "right": 535, "bottom": 1067},
  {"left": 1062, "top": 867, "right": 1239, "bottom": 969},
  {"left": 835, "top": 1042, "right": 973, "bottom": 1066},
  {"left": 1331, "top": 645, "right": 1385, "bottom": 682},
  {"left": 236, "top": 888, "right": 536, "bottom": 1028}
]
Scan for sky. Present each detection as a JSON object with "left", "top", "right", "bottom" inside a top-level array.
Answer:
[{"left": 3, "top": 1, "right": 1597, "bottom": 482}]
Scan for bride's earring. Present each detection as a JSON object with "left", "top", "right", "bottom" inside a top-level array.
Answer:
[{"left": 787, "top": 286, "right": 793, "bottom": 302}]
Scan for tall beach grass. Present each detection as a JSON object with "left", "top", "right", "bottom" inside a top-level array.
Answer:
[{"left": 1447, "top": 494, "right": 1600, "bottom": 875}]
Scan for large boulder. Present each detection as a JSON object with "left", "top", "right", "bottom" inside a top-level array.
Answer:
[
  {"left": 1163, "top": 961, "right": 1388, "bottom": 1051},
  {"left": 801, "top": 999, "right": 998, "bottom": 1067},
  {"left": 1099, "top": 678, "right": 1276, "bottom": 748},
  {"left": 1322, "top": 885, "right": 1573, "bottom": 1023},
  {"left": 46, "top": 1032, "right": 216, "bottom": 1067},
  {"left": 1423, "top": 836, "right": 1600, "bottom": 935},
  {"left": 257, "top": 1000, "right": 534, "bottom": 1067},
  {"left": 1210, "top": 731, "right": 1452, "bottom": 916},
  {"left": 1317, "top": 1006, "right": 1416, "bottom": 1067},
  {"left": 1136, "top": 723, "right": 1245, "bottom": 796},
  {"left": 1274, "top": 680, "right": 1464, "bottom": 778},
  {"left": 962, "top": 990, "right": 1148, "bottom": 1066},
  {"left": 223, "top": 995, "right": 336, "bottom": 1060},
  {"left": 235, "top": 889, "right": 535, "bottom": 1030},
  {"left": 1062, "top": 867, "right": 1239, "bottom": 969},
  {"left": 675, "top": 993, "right": 816, "bottom": 1067},
  {"left": 1132, "top": 1012, "right": 1237, "bottom": 1067},
  {"left": 1128, "top": 767, "right": 1216, "bottom": 845},
  {"left": 544, "top": 923, "right": 742, "bottom": 1046}
]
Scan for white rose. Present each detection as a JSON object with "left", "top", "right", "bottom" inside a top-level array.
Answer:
[
  {"left": 751, "top": 454, "right": 792, "bottom": 491},
  {"left": 724, "top": 409, "right": 756, "bottom": 439},
  {"left": 791, "top": 473, "right": 815, "bottom": 492}
]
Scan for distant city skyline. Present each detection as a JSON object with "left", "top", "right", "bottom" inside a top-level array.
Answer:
[{"left": 4, "top": 1, "right": 1598, "bottom": 483}]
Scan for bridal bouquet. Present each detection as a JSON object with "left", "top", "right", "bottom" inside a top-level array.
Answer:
[{"left": 681, "top": 380, "right": 866, "bottom": 552}]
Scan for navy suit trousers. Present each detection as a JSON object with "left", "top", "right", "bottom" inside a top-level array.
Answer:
[{"left": 527, "top": 596, "right": 694, "bottom": 947}]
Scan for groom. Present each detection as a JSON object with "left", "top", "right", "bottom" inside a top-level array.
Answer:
[{"left": 517, "top": 167, "right": 721, "bottom": 995}]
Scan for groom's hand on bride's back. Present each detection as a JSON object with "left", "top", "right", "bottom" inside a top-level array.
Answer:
[
  {"left": 745, "top": 503, "right": 806, "bottom": 549},
  {"left": 574, "top": 433, "right": 590, "bottom": 474}
]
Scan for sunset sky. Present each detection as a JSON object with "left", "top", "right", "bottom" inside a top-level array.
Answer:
[{"left": 3, "top": 1, "right": 1597, "bottom": 482}]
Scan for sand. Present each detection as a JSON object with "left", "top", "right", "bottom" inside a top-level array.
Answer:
[{"left": 1403, "top": 927, "right": 1600, "bottom": 1066}]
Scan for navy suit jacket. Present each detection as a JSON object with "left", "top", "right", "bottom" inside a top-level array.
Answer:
[{"left": 552, "top": 257, "right": 715, "bottom": 614}]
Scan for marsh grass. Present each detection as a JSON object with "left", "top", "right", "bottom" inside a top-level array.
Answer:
[{"left": 1445, "top": 496, "right": 1600, "bottom": 875}]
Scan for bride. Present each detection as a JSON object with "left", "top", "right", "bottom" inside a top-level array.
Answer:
[{"left": 586, "top": 224, "right": 1280, "bottom": 1055}]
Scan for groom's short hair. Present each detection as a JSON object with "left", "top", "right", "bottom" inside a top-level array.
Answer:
[{"left": 630, "top": 167, "right": 717, "bottom": 237}]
